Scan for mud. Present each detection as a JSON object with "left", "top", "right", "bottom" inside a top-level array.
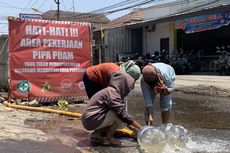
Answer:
[
  {"left": 21, "top": 85, "right": 230, "bottom": 153},
  {"left": 1, "top": 76, "right": 230, "bottom": 153},
  {"left": 0, "top": 139, "right": 81, "bottom": 153}
]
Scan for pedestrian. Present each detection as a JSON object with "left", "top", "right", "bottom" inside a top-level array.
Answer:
[
  {"left": 83, "top": 60, "right": 141, "bottom": 99},
  {"left": 81, "top": 71, "right": 142, "bottom": 146},
  {"left": 140, "top": 63, "right": 175, "bottom": 125}
]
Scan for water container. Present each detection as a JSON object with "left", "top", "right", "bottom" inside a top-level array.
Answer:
[
  {"left": 159, "top": 123, "right": 188, "bottom": 149},
  {"left": 137, "top": 126, "right": 166, "bottom": 153},
  {"left": 169, "top": 125, "right": 188, "bottom": 148}
]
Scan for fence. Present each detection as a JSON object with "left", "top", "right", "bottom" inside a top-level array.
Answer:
[{"left": 0, "top": 35, "right": 8, "bottom": 89}]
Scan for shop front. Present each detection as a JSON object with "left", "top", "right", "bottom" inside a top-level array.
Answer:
[{"left": 174, "top": 8, "right": 230, "bottom": 74}]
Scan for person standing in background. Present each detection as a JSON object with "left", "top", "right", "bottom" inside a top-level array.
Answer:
[{"left": 140, "top": 63, "right": 175, "bottom": 125}]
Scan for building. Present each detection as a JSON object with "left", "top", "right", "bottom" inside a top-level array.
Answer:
[
  {"left": 100, "top": 0, "right": 230, "bottom": 74},
  {"left": 42, "top": 10, "right": 110, "bottom": 30},
  {"left": 98, "top": 9, "right": 144, "bottom": 62}
]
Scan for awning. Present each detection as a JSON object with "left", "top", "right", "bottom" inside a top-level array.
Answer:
[
  {"left": 126, "top": 1, "right": 230, "bottom": 29},
  {"left": 175, "top": 10, "right": 230, "bottom": 33}
]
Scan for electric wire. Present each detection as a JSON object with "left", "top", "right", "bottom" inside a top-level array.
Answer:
[
  {"left": 0, "top": 4, "right": 23, "bottom": 10},
  {"left": 58, "top": 0, "right": 154, "bottom": 20},
  {"left": 25, "top": 0, "right": 40, "bottom": 13},
  {"left": 144, "top": 0, "right": 219, "bottom": 21},
  {"left": 61, "top": 0, "right": 67, "bottom": 11},
  {"left": 90, "top": 0, "right": 144, "bottom": 13},
  {"left": 64, "top": 0, "right": 220, "bottom": 28},
  {"left": 53, "top": 0, "right": 140, "bottom": 20},
  {"left": 37, "top": 0, "right": 48, "bottom": 10},
  {"left": 106, "top": 0, "right": 154, "bottom": 14},
  {"left": 20, "top": 0, "right": 33, "bottom": 13},
  {"left": 1, "top": 0, "right": 224, "bottom": 34},
  {"left": 0, "top": 2, "right": 24, "bottom": 9}
]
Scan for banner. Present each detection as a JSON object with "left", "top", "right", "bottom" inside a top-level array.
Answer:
[
  {"left": 9, "top": 19, "right": 91, "bottom": 99},
  {"left": 175, "top": 11, "right": 230, "bottom": 33}
]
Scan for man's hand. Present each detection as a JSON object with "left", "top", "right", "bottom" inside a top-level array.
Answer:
[
  {"left": 154, "top": 86, "right": 164, "bottom": 93},
  {"left": 154, "top": 85, "right": 169, "bottom": 95},
  {"left": 128, "top": 124, "right": 139, "bottom": 134}
]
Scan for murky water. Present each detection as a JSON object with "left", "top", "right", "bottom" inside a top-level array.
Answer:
[
  {"left": 23, "top": 89, "right": 230, "bottom": 153},
  {"left": 127, "top": 90, "right": 230, "bottom": 153},
  {"left": 0, "top": 139, "right": 81, "bottom": 153}
]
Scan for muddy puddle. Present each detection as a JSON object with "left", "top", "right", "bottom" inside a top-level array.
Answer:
[
  {"left": 24, "top": 89, "right": 230, "bottom": 153},
  {"left": 0, "top": 139, "right": 81, "bottom": 153}
]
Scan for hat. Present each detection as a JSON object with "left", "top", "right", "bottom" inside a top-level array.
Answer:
[
  {"left": 142, "top": 65, "right": 156, "bottom": 81},
  {"left": 120, "top": 60, "right": 141, "bottom": 80}
]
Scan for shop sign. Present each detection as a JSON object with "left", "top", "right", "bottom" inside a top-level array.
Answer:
[
  {"left": 19, "top": 13, "right": 42, "bottom": 20},
  {"left": 175, "top": 10, "right": 230, "bottom": 33}
]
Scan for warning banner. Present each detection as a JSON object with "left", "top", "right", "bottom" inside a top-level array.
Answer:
[{"left": 9, "top": 19, "right": 91, "bottom": 99}]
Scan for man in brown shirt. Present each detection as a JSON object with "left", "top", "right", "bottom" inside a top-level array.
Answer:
[{"left": 82, "top": 71, "right": 142, "bottom": 146}]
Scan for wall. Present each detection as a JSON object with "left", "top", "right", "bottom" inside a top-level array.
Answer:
[
  {"left": 143, "top": 0, "right": 229, "bottom": 21},
  {"left": 104, "top": 27, "right": 131, "bottom": 62},
  {"left": 0, "top": 36, "right": 9, "bottom": 89},
  {"left": 144, "top": 22, "right": 172, "bottom": 55},
  {"left": 144, "top": 4, "right": 171, "bottom": 21}
]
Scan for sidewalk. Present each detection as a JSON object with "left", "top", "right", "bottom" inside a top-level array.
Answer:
[
  {"left": 175, "top": 75, "right": 230, "bottom": 90},
  {"left": 134, "top": 74, "right": 230, "bottom": 95}
]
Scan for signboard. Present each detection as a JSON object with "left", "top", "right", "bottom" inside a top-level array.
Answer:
[
  {"left": 9, "top": 19, "right": 91, "bottom": 100},
  {"left": 175, "top": 11, "right": 230, "bottom": 33},
  {"left": 19, "top": 13, "right": 42, "bottom": 20}
]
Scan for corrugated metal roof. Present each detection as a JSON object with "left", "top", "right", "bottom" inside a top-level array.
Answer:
[
  {"left": 168, "top": 1, "right": 230, "bottom": 19},
  {"left": 127, "top": 1, "right": 230, "bottom": 28}
]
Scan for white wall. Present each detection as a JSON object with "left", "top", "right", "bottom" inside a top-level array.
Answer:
[
  {"left": 144, "top": 0, "right": 230, "bottom": 21},
  {"left": 144, "top": 6, "right": 170, "bottom": 21},
  {"left": 144, "top": 22, "right": 171, "bottom": 55}
]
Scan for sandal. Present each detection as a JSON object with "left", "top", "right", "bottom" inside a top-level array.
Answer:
[
  {"left": 103, "top": 138, "right": 123, "bottom": 147},
  {"left": 90, "top": 137, "right": 104, "bottom": 146}
]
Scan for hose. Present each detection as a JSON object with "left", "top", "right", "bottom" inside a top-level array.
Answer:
[
  {"left": 3, "top": 101, "right": 82, "bottom": 118},
  {"left": 3, "top": 101, "right": 136, "bottom": 139}
]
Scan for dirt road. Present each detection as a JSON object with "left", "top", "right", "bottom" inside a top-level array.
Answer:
[{"left": 0, "top": 75, "right": 230, "bottom": 153}]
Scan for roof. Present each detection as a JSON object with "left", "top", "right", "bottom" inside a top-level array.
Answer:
[
  {"left": 42, "top": 10, "right": 110, "bottom": 24},
  {"left": 127, "top": 1, "right": 230, "bottom": 27},
  {"left": 165, "top": 1, "right": 230, "bottom": 19},
  {"left": 101, "top": 9, "right": 144, "bottom": 30}
]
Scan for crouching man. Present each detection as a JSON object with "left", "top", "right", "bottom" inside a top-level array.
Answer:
[{"left": 81, "top": 71, "right": 142, "bottom": 146}]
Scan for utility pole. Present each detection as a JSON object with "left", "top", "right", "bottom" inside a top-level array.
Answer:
[
  {"left": 54, "top": 0, "right": 60, "bottom": 20},
  {"left": 72, "top": 0, "right": 75, "bottom": 12}
]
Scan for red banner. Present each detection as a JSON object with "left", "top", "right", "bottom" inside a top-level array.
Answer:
[{"left": 9, "top": 19, "right": 91, "bottom": 99}]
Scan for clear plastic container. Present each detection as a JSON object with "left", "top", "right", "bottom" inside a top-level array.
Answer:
[
  {"left": 159, "top": 123, "right": 188, "bottom": 149},
  {"left": 137, "top": 126, "right": 166, "bottom": 153},
  {"left": 169, "top": 124, "right": 188, "bottom": 148}
]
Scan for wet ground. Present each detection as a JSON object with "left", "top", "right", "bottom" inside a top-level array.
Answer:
[
  {"left": 20, "top": 85, "right": 230, "bottom": 153},
  {"left": 1, "top": 75, "right": 230, "bottom": 153}
]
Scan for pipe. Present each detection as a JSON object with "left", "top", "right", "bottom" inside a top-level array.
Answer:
[
  {"left": 3, "top": 101, "right": 82, "bottom": 118},
  {"left": 3, "top": 101, "right": 137, "bottom": 138},
  {"left": 116, "top": 128, "right": 137, "bottom": 138}
]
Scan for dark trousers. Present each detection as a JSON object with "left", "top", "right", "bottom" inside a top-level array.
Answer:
[{"left": 83, "top": 72, "right": 104, "bottom": 99}]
